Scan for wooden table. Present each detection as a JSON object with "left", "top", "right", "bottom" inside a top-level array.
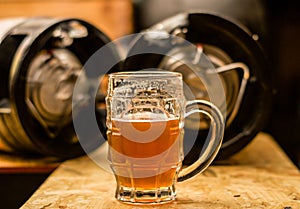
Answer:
[{"left": 21, "top": 132, "right": 300, "bottom": 209}]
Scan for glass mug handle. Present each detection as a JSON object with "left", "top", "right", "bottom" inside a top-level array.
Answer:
[{"left": 178, "top": 99, "right": 225, "bottom": 182}]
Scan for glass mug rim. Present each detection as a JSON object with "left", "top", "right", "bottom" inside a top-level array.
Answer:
[
  {"left": 108, "top": 70, "right": 182, "bottom": 78},
  {"left": 106, "top": 70, "right": 224, "bottom": 204}
]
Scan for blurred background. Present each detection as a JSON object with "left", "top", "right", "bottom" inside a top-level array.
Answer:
[{"left": 0, "top": 0, "right": 299, "bottom": 208}]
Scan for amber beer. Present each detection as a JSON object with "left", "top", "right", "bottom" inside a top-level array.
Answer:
[{"left": 107, "top": 118, "right": 183, "bottom": 190}]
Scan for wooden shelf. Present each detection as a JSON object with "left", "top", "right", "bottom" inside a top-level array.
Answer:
[
  {"left": 0, "top": 0, "right": 133, "bottom": 39},
  {"left": 0, "top": 152, "right": 60, "bottom": 174}
]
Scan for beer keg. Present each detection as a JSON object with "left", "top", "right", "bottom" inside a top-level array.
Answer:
[
  {"left": 123, "top": 12, "right": 274, "bottom": 160},
  {"left": 0, "top": 17, "right": 118, "bottom": 158}
]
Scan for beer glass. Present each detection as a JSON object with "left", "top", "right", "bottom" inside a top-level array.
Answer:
[{"left": 106, "top": 71, "right": 224, "bottom": 204}]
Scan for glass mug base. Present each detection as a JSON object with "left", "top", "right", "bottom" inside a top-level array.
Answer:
[{"left": 115, "top": 185, "right": 176, "bottom": 204}]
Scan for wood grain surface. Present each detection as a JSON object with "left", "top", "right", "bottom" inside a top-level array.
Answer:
[{"left": 21, "top": 133, "right": 300, "bottom": 209}]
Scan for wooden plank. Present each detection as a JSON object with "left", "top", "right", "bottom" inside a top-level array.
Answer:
[
  {"left": 0, "top": 152, "right": 59, "bottom": 173},
  {"left": 21, "top": 132, "right": 300, "bottom": 209},
  {"left": 0, "top": 0, "right": 133, "bottom": 39}
]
